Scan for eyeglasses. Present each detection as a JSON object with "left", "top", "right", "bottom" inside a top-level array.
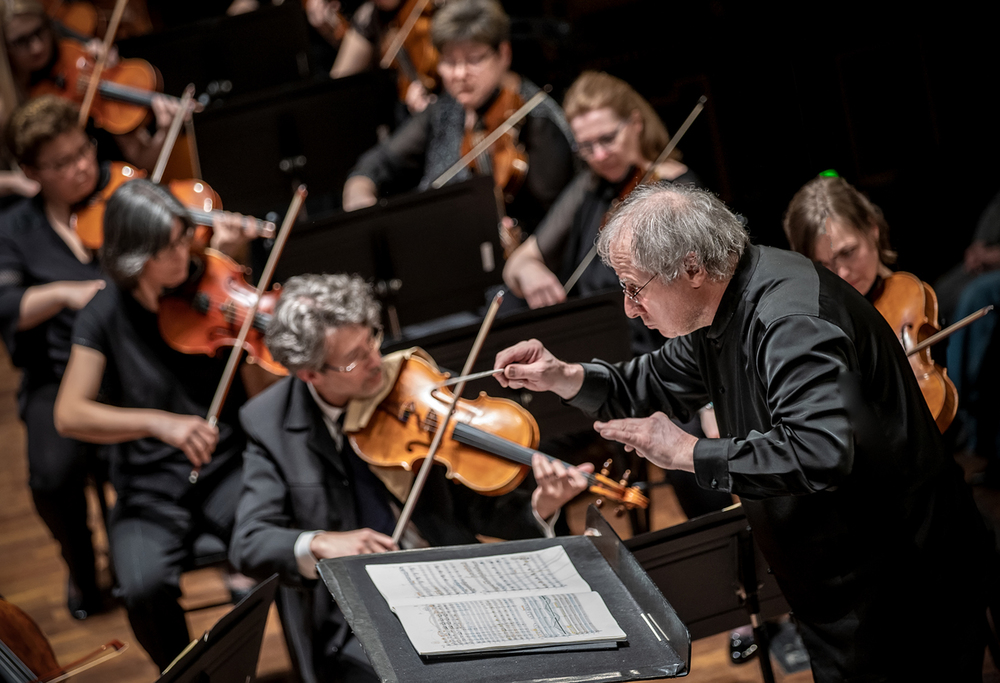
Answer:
[
  {"left": 438, "top": 48, "right": 496, "bottom": 73},
  {"left": 151, "top": 225, "right": 196, "bottom": 260},
  {"left": 620, "top": 274, "right": 656, "bottom": 302},
  {"left": 574, "top": 120, "right": 627, "bottom": 158},
  {"left": 6, "top": 23, "right": 48, "bottom": 52},
  {"left": 34, "top": 138, "right": 97, "bottom": 174},
  {"left": 321, "top": 326, "right": 384, "bottom": 373}
]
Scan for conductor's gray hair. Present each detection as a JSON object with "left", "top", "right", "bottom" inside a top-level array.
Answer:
[
  {"left": 597, "top": 183, "right": 748, "bottom": 283},
  {"left": 266, "top": 273, "right": 381, "bottom": 373}
]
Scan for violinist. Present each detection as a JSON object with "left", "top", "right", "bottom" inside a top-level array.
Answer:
[
  {"left": 229, "top": 273, "right": 591, "bottom": 683},
  {"left": 493, "top": 183, "right": 990, "bottom": 683},
  {"left": 503, "top": 72, "right": 699, "bottom": 329},
  {"left": 2, "top": 0, "right": 182, "bottom": 173},
  {"left": 329, "top": 0, "right": 432, "bottom": 114},
  {"left": 1, "top": 94, "right": 108, "bottom": 620},
  {"left": 52, "top": 179, "right": 260, "bottom": 669},
  {"left": 342, "top": 0, "right": 575, "bottom": 238}
]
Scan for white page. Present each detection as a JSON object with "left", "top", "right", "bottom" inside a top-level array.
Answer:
[
  {"left": 366, "top": 546, "right": 592, "bottom": 607},
  {"left": 393, "top": 591, "right": 627, "bottom": 655}
]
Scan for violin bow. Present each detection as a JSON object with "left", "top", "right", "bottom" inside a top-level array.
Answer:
[
  {"left": 431, "top": 89, "right": 548, "bottom": 190},
  {"left": 76, "top": 0, "right": 130, "bottom": 128},
  {"left": 906, "top": 304, "right": 993, "bottom": 357},
  {"left": 150, "top": 84, "right": 195, "bottom": 184},
  {"left": 188, "top": 185, "right": 308, "bottom": 484},
  {"left": 563, "top": 95, "right": 707, "bottom": 295},
  {"left": 379, "top": 0, "right": 433, "bottom": 70},
  {"left": 391, "top": 289, "right": 505, "bottom": 545}
]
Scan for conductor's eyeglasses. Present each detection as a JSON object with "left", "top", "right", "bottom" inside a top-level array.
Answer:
[{"left": 620, "top": 274, "right": 656, "bottom": 302}]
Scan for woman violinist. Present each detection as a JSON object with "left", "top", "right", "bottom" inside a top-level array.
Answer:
[
  {"left": 783, "top": 174, "right": 958, "bottom": 432},
  {"left": 2, "top": 0, "right": 181, "bottom": 173},
  {"left": 0, "top": 94, "right": 106, "bottom": 620},
  {"left": 51, "top": 178, "right": 262, "bottom": 669},
  {"left": 503, "top": 71, "right": 699, "bottom": 320},
  {"left": 342, "top": 0, "right": 576, "bottom": 238}
]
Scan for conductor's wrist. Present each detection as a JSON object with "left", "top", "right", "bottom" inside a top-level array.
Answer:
[{"left": 554, "top": 362, "right": 585, "bottom": 400}]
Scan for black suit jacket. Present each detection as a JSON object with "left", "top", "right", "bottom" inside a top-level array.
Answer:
[{"left": 229, "top": 375, "right": 545, "bottom": 682}]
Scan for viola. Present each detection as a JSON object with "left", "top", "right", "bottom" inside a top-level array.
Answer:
[
  {"left": 72, "top": 166, "right": 272, "bottom": 250},
  {"left": 462, "top": 84, "right": 530, "bottom": 205},
  {"left": 30, "top": 38, "right": 171, "bottom": 135},
  {"left": 873, "top": 272, "right": 958, "bottom": 432},
  {"left": 158, "top": 249, "right": 287, "bottom": 377},
  {"left": 349, "top": 355, "right": 649, "bottom": 509},
  {"left": 380, "top": 0, "right": 440, "bottom": 101}
]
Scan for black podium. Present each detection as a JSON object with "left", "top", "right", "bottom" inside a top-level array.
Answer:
[{"left": 319, "top": 507, "right": 690, "bottom": 683}]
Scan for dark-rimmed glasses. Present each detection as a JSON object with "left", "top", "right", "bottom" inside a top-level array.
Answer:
[
  {"left": 321, "top": 326, "right": 384, "bottom": 373},
  {"left": 620, "top": 274, "right": 656, "bottom": 302}
]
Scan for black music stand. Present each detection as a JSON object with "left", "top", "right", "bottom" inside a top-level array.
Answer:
[
  {"left": 117, "top": 3, "right": 312, "bottom": 101},
  {"left": 156, "top": 574, "right": 279, "bottom": 683},
  {"left": 317, "top": 507, "right": 690, "bottom": 683},
  {"left": 274, "top": 176, "right": 505, "bottom": 330},
  {"left": 193, "top": 71, "right": 396, "bottom": 219},
  {"left": 624, "top": 505, "right": 791, "bottom": 683}
]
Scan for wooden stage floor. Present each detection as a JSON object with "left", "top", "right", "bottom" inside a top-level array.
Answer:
[{"left": 1, "top": 346, "right": 996, "bottom": 683}]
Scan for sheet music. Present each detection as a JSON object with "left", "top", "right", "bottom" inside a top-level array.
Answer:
[{"left": 366, "top": 546, "right": 626, "bottom": 655}]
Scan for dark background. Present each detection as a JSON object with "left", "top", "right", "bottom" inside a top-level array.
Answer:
[{"left": 501, "top": 0, "right": 998, "bottom": 284}]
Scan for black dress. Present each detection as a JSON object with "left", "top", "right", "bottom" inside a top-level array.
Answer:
[
  {"left": 0, "top": 195, "right": 104, "bottom": 613},
  {"left": 71, "top": 277, "right": 246, "bottom": 669}
]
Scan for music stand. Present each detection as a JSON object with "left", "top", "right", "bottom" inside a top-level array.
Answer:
[
  {"left": 624, "top": 505, "right": 791, "bottom": 683},
  {"left": 193, "top": 71, "right": 396, "bottom": 219},
  {"left": 318, "top": 506, "right": 690, "bottom": 683},
  {"left": 156, "top": 574, "right": 279, "bottom": 683},
  {"left": 274, "top": 176, "right": 505, "bottom": 330}
]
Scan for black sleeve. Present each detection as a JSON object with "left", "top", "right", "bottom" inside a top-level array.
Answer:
[
  {"left": 70, "top": 286, "right": 112, "bottom": 355},
  {"left": 0, "top": 230, "right": 27, "bottom": 354},
  {"left": 520, "top": 116, "right": 576, "bottom": 218},
  {"left": 347, "top": 107, "right": 432, "bottom": 193}
]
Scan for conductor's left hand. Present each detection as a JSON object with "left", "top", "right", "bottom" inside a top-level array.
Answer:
[{"left": 594, "top": 412, "right": 697, "bottom": 473}]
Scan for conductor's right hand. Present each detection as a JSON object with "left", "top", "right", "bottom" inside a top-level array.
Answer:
[
  {"left": 310, "top": 529, "right": 398, "bottom": 559},
  {"left": 152, "top": 413, "right": 219, "bottom": 468},
  {"left": 494, "top": 339, "right": 584, "bottom": 400}
]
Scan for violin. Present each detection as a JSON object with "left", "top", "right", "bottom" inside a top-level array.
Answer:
[
  {"left": 349, "top": 355, "right": 649, "bottom": 509},
  {"left": 462, "top": 84, "right": 529, "bottom": 205},
  {"left": 43, "top": 0, "right": 101, "bottom": 37},
  {"left": 380, "top": 0, "right": 440, "bottom": 102},
  {"left": 72, "top": 165, "right": 271, "bottom": 250},
  {"left": 1, "top": 597, "right": 126, "bottom": 682},
  {"left": 30, "top": 38, "right": 172, "bottom": 135},
  {"left": 873, "top": 272, "right": 958, "bottom": 432},
  {"left": 158, "top": 249, "right": 287, "bottom": 377}
]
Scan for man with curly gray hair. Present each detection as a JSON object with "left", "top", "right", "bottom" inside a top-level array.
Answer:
[
  {"left": 230, "top": 273, "right": 589, "bottom": 683},
  {"left": 493, "top": 184, "right": 988, "bottom": 682}
]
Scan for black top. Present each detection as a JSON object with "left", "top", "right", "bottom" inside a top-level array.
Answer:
[
  {"left": 569, "top": 244, "right": 988, "bottom": 623},
  {"left": 0, "top": 195, "right": 102, "bottom": 388},
  {"left": 71, "top": 278, "right": 245, "bottom": 498},
  {"left": 351, "top": 2, "right": 395, "bottom": 56},
  {"left": 348, "top": 79, "right": 576, "bottom": 235}
]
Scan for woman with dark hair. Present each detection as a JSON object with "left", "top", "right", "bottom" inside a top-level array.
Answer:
[
  {"left": 342, "top": 0, "right": 575, "bottom": 238},
  {"left": 53, "top": 178, "right": 260, "bottom": 669}
]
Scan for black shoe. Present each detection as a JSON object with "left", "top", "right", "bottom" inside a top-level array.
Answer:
[
  {"left": 67, "top": 580, "right": 104, "bottom": 620},
  {"left": 730, "top": 625, "right": 758, "bottom": 664}
]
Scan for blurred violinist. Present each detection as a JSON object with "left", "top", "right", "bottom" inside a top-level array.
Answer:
[
  {"left": 228, "top": 272, "right": 591, "bottom": 683},
  {"left": 342, "top": 0, "right": 575, "bottom": 239},
  {"left": 329, "top": 0, "right": 432, "bottom": 114},
  {"left": 504, "top": 71, "right": 699, "bottom": 322},
  {"left": 53, "top": 179, "right": 263, "bottom": 668},
  {"left": 2, "top": 0, "right": 183, "bottom": 172},
  {"left": 0, "top": 93, "right": 105, "bottom": 620}
]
